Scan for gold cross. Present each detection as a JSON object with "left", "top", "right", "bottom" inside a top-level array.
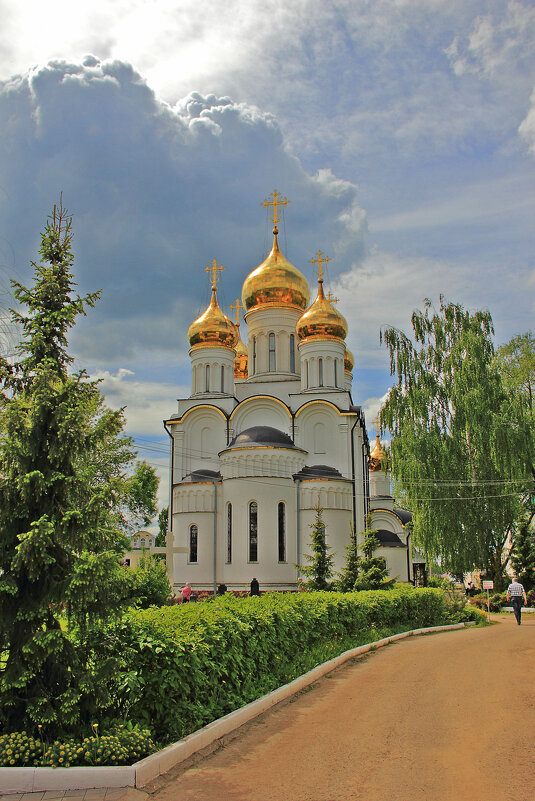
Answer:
[
  {"left": 372, "top": 415, "right": 381, "bottom": 434},
  {"left": 309, "top": 250, "right": 331, "bottom": 281},
  {"left": 205, "top": 258, "right": 225, "bottom": 288},
  {"left": 261, "top": 190, "right": 290, "bottom": 228},
  {"left": 327, "top": 291, "right": 339, "bottom": 303},
  {"left": 229, "top": 297, "right": 244, "bottom": 324}
]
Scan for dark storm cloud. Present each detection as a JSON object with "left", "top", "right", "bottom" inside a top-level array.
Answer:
[{"left": 0, "top": 56, "right": 367, "bottom": 364}]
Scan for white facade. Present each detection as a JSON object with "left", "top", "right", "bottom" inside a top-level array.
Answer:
[{"left": 164, "top": 219, "right": 408, "bottom": 592}]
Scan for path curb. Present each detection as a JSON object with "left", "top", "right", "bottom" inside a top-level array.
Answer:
[{"left": 0, "top": 622, "right": 467, "bottom": 794}]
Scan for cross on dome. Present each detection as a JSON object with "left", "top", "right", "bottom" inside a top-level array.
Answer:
[
  {"left": 309, "top": 250, "right": 331, "bottom": 282},
  {"left": 261, "top": 190, "right": 290, "bottom": 233},
  {"left": 229, "top": 297, "right": 244, "bottom": 324},
  {"left": 327, "top": 291, "right": 339, "bottom": 303},
  {"left": 205, "top": 258, "right": 225, "bottom": 289}
]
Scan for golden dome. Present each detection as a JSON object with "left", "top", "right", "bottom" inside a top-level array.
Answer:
[
  {"left": 241, "top": 232, "right": 310, "bottom": 312},
  {"left": 188, "top": 286, "right": 238, "bottom": 349},
  {"left": 369, "top": 431, "right": 385, "bottom": 472},
  {"left": 344, "top": 349, "right": 354, "bottom": 373},
  {"left": 234, "top": 324, "right": 249, "bottom": 378},
  {"left": 296, "top": 279, "right": 348, "bottom": 342}
]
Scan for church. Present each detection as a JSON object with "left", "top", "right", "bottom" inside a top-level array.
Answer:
[{"left": 164, "top": 192, "right": 412, "bottom": 592}]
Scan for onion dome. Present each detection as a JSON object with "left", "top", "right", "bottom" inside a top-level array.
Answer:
[
  {"left": 234, "top": 324, "right": 249, "bottom": 378},
  {"left": 369, "top": 431, "right": 385, "bottom": 472},
  {"left": 297, "top": 276, "right": 348, "bottom": 342},
  {"left": 188, "top": 284, "right": 238, "bottom": 349},
  {"left": 344, "top": 349, "right": 354, "bottom": 373},
  {"left": 241, "top": 230, "right": 310, "bottom": 312}
]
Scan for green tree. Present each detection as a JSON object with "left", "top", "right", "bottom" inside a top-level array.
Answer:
[
  {"left": 155, "top": 506, "right": 169, "bottom": 547},
  {"left": 121, "top": 460, "right": 159, "bottom": 533},
  {"left": 337, "top": 524, "right": 360, "bottom": 592},
  {"left": 130, "top": 552, "right": 173, "bottom": 608},
  {"left": 495, "top": 331, "right": 535, "bottom": 526},
  {"left": 298, "top": 502, "right": 334, "bottom": 590},
  {"left": 510, "top": 519, "right": 535, "bottom": 591},
  {"left": 352, "top": 528, "right": 395, "bottom": 591},
  {"left": 380, "top": 297, "right": 530, "bottom": 584},
  {"left": 0, "top": 201, "right": 139, "bottom": 734}
]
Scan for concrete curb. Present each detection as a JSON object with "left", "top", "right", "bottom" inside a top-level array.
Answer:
[{"left": 0, "top": 622, "right": 467, "bottom": 794}]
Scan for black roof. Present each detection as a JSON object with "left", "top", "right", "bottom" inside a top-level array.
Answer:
[
  {"left": 374, "top": 529, "right": 405, "bottom": 547},
  {"left": 226, "top": 426, "right": 301, "bottom": 450},
  {"left": 393, "top": 509, "right": 413, "bottom": 524},
  {"left": 293, "top": 464, "right": 345, "bottom": 480},
  {"left": 181, "top": 469, "right": 221, "bottom": 483}
]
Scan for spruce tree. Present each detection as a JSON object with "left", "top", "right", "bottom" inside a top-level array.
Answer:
[
  {"left": 299, "top": 502, "right": 334, "bottom": 590},
  {"left": 0, "top": 201, "right": 138, "bottom": 734},
  {"left": 337, "top": 524, "right": 360, "bottom": 592},
  {"left": 352, "top": 528, "right": 395, "bottom": 591}
]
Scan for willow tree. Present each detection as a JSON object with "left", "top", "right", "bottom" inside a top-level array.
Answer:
[
  {"left": 380, "top": 297, "right": 530, "bottom": 584},
  {"left": 0, "top": 201, "right": 146, "bottom": 734}
]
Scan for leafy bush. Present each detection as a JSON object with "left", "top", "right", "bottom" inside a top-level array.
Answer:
[
  {"left": 129, "top": 552, "right": 173, "bottom": 608},
  {"left": 0, "top": 726, "right": 154, "bottom": 768},
  {"left": 92, "top": 588, "right": 451, "bottom": 743},
  {"left": 468, "top": 592, "right": 507, "bottom": 612}
]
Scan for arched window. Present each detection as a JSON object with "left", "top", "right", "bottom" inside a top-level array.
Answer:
[
  {"left": 226, "top": 503, "right": 232, "bottom": 563},
  {"left": 189, "top": 524, "right": 198, "bottom": 563},
  {"left": 289, "top": 334, "right": 295, "bottom": 373},
  {"left": 205, "top": 364, "right": 210, "bottom": 392},
  {"left": 269, "top": 333, "right": 276, "bottom": 371},
  {"left": 252, "top": 336, "right": 257, "bottom": 374},
  {"left": 334, "top": 359, "right": 338, "bottom": 387},
  {"left": 318, "top": 358, "right": 323, "bottom": 387},
  {"left": 140, "top": 537, "right": 146, "bottom": 547},
  {"left": 220, "top": 365, "right": 225, "bottom": 392},
  {"left": 249, "top": 501, "right": 258, "bottom": 562},
  {"left": 201, "top": 427, "right": 210, "bottom": 459},
  {"left": 278, "top": 502, "right": 286, "bottom": 562},
  {"left": 306, "top": 361, "right": 309, "bottom": 388}
]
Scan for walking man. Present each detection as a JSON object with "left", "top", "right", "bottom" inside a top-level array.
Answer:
[{"left": 507, "top": 577, "right": 528, "bottom": 625}]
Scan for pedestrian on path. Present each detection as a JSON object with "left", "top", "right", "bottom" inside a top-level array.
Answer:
[{"left": 507, "top": 577, "right": 527, "bottom": 625}]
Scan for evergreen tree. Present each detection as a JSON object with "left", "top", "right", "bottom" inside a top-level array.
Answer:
[
  {"left": 130, "top": 552, "right": 173, "bottom": 608},
  {"left": 337, "top": 524, "right": 360, "bottom": 592},
  {"left": 510, "top": 520, "right": 535, "bottom": 591},
  {"left": 299, "top": 502, "right": 334, "bottom": 590},
  {"left": 0, "top": 201, "right": 139, "bottom": 734},
  {"left": 381, "top": 297, "right": 529, "bottom": 581},
  {"left": 352, "top": 528, "right": 395, "bottom": 591}
]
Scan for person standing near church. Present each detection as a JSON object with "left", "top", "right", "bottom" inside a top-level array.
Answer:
[
  {"left": 181, "top": 581, "right": 192, "bottom": 603},
  {"left": 250, "top": 577, "right": 260, "bottom": 596},
  {"left": 507, "top": 577, "right": 527, "bottom": 625}
]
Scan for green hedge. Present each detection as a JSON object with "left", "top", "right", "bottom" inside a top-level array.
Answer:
[{"left": 96, "top": 587, "right": 451, "bottom": 742}]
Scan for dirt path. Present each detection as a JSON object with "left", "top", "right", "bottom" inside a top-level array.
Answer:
[{"left": 147, "top": 615, "right": 535, "bottom": 801}]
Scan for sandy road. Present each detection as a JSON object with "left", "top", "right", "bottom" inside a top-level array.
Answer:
[{"left": 147, "top": 615, "right": 535, "bottom": 801}]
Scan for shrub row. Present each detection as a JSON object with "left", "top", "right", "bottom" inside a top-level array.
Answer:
[{"left": 93, "top": 587, "right": 463, "bottom": 743}]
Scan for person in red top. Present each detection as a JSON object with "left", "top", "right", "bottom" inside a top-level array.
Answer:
[{"left": 181, "top": 582, "right": 192, "bottom": 603}]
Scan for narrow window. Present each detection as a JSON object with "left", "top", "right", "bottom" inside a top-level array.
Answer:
[
  {"left": 318, "top": 358, "right": 323, "bottom": 387},
  {"left": 252, "top": 336, "right": 257, "bottom": 374},
  {"left": 249, "top": 501, "right": 258, "bottom": 562},
  {"left": 189, "top": 524, "right": 198, "bottom": 563},
  {"left": 220, "top": 365, "right": 225, "bottom": 392},
  {"left": 141, "top": 537, "right": 146, "bottom": 547},
  {"left": 269, "top": 333, "right": 276, "bottom": 371},
  {"left": 205, "top": 364, "right": 210, "bottom": 392},
  {"left": 290, "top": 334, "right": 295, "bottom": 372},
  {"left": 278, "top": 502, "right": 286, "bottom": 562},
  {"left": 227, "top": 503, "right": 232, "bottom": 563},
  {"left": 334, "top": 360, "right": 338, "bottom": 387},
  {"left": 306, "top": 361, "right": 309, "bottom": 388}
]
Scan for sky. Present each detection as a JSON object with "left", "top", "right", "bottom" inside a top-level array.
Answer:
[{"left": 1, "top": 0, "right": 535, "bottom": 509}]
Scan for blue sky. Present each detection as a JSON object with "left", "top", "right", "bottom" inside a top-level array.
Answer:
[{"left": 1, "top": 0, "right": 534, "bottom": 506}]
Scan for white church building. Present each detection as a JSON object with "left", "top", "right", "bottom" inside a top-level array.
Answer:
[{"left": 164, "top": 192, "right": 412, "bottom": 592}]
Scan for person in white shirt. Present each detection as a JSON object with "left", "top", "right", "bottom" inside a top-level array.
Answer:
[{"left": 507, "top": 578, "right": 528, "bottom": 625}]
